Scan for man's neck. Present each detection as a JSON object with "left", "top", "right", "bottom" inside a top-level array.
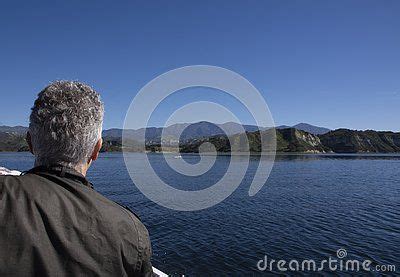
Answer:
[
  {"left": 34, "top": 161, "right": 89, "bottom": 177},
  {"left": 74, "top": 163, "right": 89, "bottom": 176}
]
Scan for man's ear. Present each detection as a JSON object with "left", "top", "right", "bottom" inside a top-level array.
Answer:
[
  {"left": 26, "top": 132, "right": 34, "bottom": 155},
  {"left": 90, "top": 138, "right": 103, "bottom": 162}
]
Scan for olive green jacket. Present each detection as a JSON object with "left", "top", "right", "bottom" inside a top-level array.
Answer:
[{"left": 0, "top": 165, "right": 153, "bottom": 276}]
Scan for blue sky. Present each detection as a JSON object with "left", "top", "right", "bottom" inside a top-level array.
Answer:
[{"left": 0, "top": 0, "right": 399, "bottom": 131}]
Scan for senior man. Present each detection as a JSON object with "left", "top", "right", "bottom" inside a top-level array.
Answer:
[{"left": 0, "top": 81, "right": 153, "bottom": 276}]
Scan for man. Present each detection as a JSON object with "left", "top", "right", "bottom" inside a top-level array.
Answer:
[{"left": 0, "top": 81, "right": 153, "bottom": 276}]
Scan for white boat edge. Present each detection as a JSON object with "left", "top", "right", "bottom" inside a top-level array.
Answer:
[
  {"left": 0, "top": 167, "right": 21, "bottom": 176},
  {"left": 153, "top": 267, "right": 168, "bottom": 277}
]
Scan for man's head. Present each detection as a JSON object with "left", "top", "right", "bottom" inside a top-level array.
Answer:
[{"left": 28, "top": 81, "right": 104, "bottom": 175}]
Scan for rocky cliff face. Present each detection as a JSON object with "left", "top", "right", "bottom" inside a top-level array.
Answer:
[
  {"left": 180, "top": 128, "right": 328, "bottom": 153},
  {"left": 276, "top": 128, "right": 328, "bottom": 153}
]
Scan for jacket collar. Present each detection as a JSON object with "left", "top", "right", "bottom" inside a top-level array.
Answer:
[{"left": 26, "top": 164, "right": 94, "bottom": 189}]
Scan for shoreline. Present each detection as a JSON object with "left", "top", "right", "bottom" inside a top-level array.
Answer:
[{"left": 3, "top": 151, "right": 400, "bottom": 157}]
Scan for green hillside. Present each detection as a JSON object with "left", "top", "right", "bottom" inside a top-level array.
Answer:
[
  {"left": 0, "top": 132, "right": 29, "bottom": 152},
  {"left": 180, "top": 128, "right": 328, "bottom": 153},
  {"left": 319, "top": 129, "right": 400, "bottom": 153}
]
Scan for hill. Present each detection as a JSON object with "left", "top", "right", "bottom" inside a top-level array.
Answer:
[
  {"left": 292, "top": 123, "right": 330, "bottom": 135},
  {"left": 319, "top": 129, "right": 400, "bottom": 153},
  {"left": 103, "top": 121, "right": 264, "bottom": 145},
  {"left": 180, "top": 128, "right": 400, "bottom": 154},
  {"left": 180, "top": 128, "right": 328, "bottom": 153},
  {"left": 277, "top": 123, "right": 330, "bottom": 135},
  {"left": 0, "top": 132, "right": 29, "bottom": 152},
  {"left": 0, "top": 126, "right": 28, "bottom": 136}
]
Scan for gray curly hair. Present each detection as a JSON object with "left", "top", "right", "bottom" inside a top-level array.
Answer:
[{"left": 29, "top": 81, "right": 104, "bottom": 168}]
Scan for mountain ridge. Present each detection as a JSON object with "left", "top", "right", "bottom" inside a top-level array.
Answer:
[
  {"left": 292, "top": 123, "right": 330, "bottom": 135},
  {"left": 1, "top": 121, "right": 329, "bottom": 138},
  {"left": 1, "top": 122, "right": 400, "bottom": 153}
]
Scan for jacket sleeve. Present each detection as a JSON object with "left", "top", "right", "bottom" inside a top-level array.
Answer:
[
  {"left": 139, "top": 233, "right": 153, "bottom": 277},
  {"left": 120, "top": 223, "right": 154, "bottom": 277},
  {"left": 124, "top": 209, "right": 154, "bottom": 277}
]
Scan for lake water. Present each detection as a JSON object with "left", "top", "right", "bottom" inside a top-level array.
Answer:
[{"left": 1, "top": 152, "right": 399, "bottom": 275}]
